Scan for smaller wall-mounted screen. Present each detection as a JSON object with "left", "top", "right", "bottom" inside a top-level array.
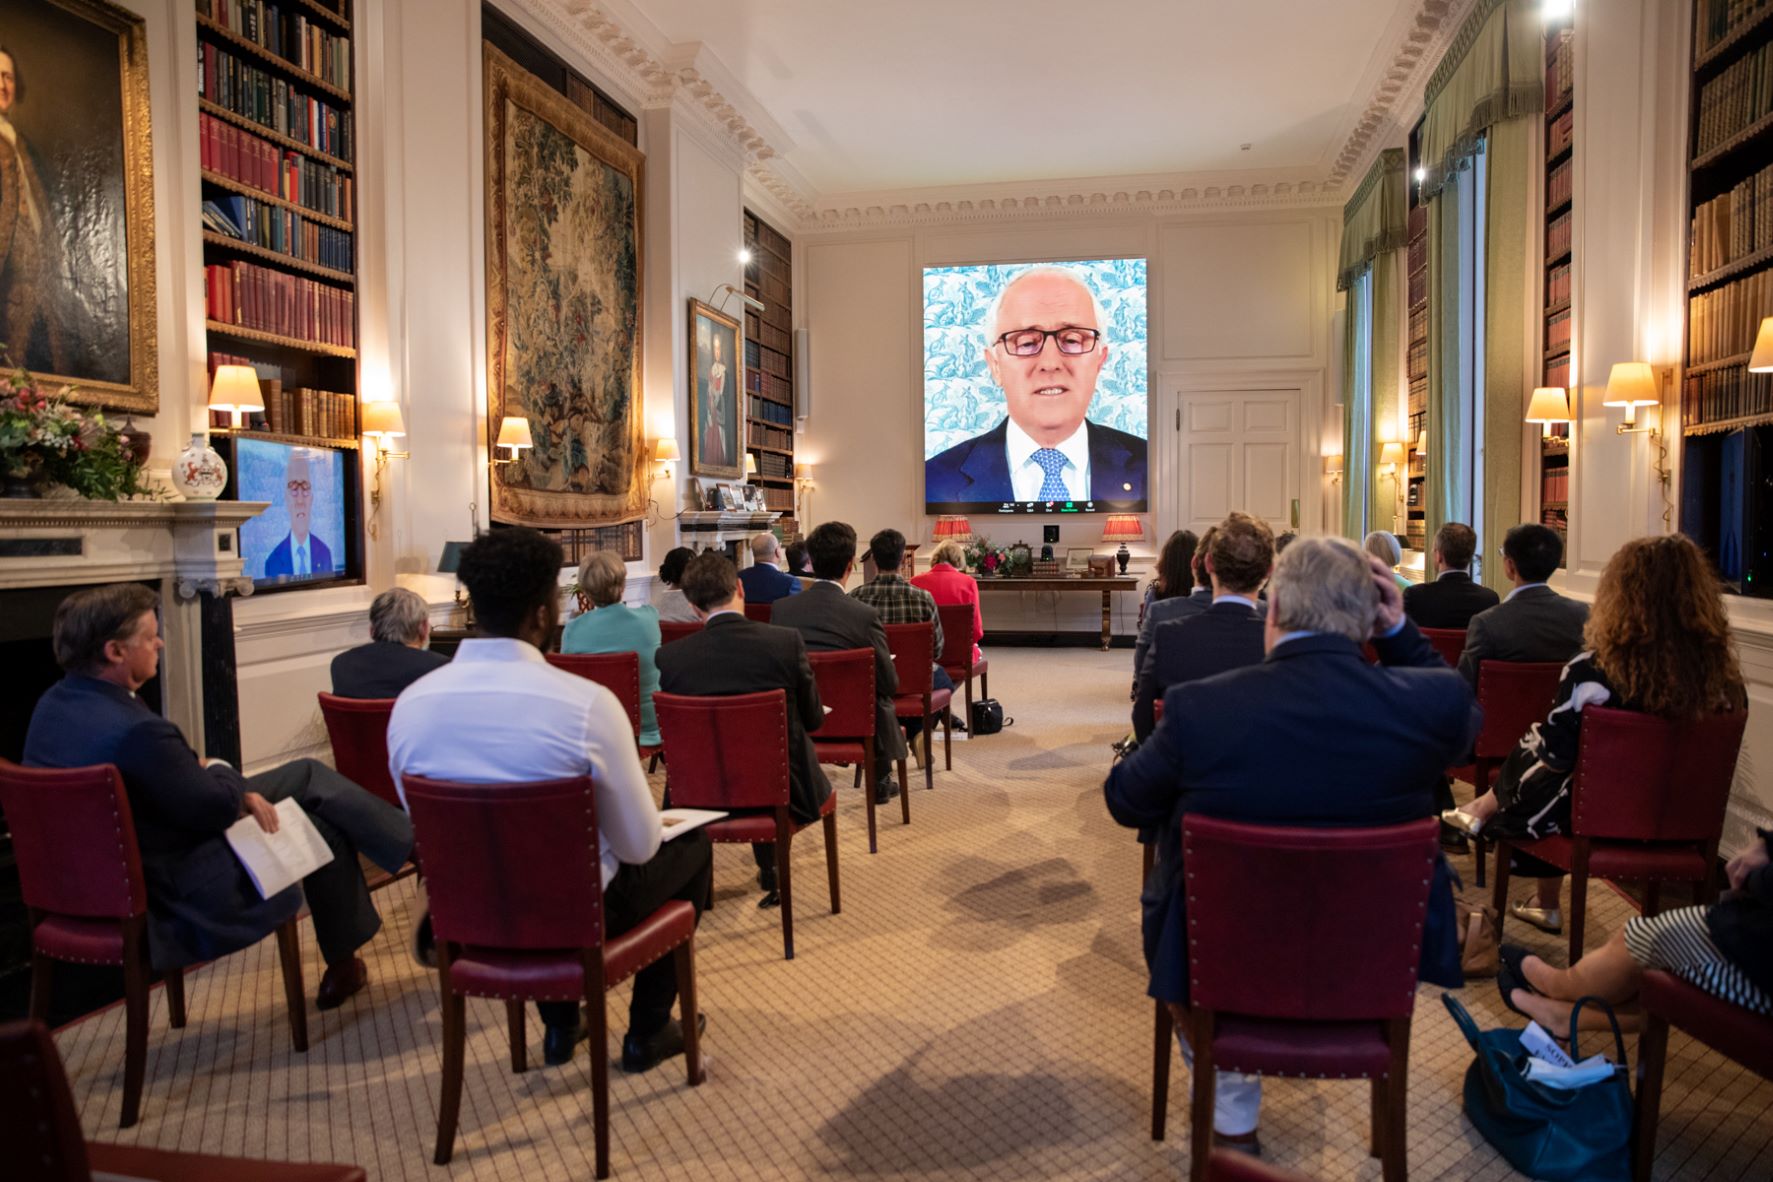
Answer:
[
  {"left": 237, "top": 439, "right": 349, "bottom": 587},
  {"left": 924, "top": 258, "right": 1148, "bottom": 515}
]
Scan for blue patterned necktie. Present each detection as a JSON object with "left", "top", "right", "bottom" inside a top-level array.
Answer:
[{"left": 1031, "top": 448, "right": 1070, "bottom": 500}]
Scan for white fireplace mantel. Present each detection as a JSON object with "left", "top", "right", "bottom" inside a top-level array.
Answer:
[{"left": 0, "top": 497, "right": 268, "bottom": 750}]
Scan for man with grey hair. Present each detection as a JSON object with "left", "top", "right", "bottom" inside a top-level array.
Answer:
[
  {"left": 1104, "top": 536, "right": 1477, "bottom": 1156},
  {"left": 331, "top": 587, "right": 449, "bottom": 699},
  {"left": 924, "top": 266, "right": 1146, "bottom": 506},
  {"left": 736, "top": 530, "right": 802, "bottom": 606}
]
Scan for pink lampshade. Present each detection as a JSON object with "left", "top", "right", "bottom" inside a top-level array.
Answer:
[
  {"left": 933, "top": 514, "right": 973, "bottom": 541},
  {"left": 1101, "top": 514, "right": 1144, "bottom": 542}
]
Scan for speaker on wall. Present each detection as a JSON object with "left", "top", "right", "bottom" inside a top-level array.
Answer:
[{"left": 794, "top": 328, "right": 811, "bottom": 422}]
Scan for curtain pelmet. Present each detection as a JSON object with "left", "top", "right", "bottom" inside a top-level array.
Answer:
[{"left": 1338, "top": 149, "right": 1409, "bottom": 292}]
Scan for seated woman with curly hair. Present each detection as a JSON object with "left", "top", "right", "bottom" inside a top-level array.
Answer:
[{"left": 1444, "top": 534, "right": 1748, "bottom": 936}]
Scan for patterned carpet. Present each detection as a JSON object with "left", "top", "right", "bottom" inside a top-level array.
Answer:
[{"left": 54, "top": 647, "right": 1773, "bottom": 1180}]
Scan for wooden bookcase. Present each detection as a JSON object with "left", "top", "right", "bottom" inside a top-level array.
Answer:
[
  {"left": 1405, "top": 129, "right": 1429, "bottom": 554},
  {"left": 1540, "top": 11, "right": 1575, "bottom": 559},
  {"left": 1680, "top": 0, "right": 1773, "bottom": 595},
  {"left": 742, "top": 210, "right": 798, "bottom": 537}
]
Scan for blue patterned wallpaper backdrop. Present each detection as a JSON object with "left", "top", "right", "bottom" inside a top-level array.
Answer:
[{"left": 923, "top": 258, "right": 1148, "bottom": 459}]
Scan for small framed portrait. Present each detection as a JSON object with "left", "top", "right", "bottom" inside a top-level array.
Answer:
[
  {"left": 745, "top": 486, "right": 766, "bottom": 511},
  {"left": 701, "top": 483, "right": 722, "bottom": 511},
  {"left": 1066, "top": 547, "right": 1094, "bottom": 572},
  {"left": 689, "top": 298, "right": 742, "bottom": 479},
  {"left": 718, "top": 483, "right": 742, "bottom": 511}
]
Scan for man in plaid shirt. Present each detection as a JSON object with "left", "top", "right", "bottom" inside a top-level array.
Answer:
[{"left": 852, "top": 529, "right": 955, "bottom": 745}]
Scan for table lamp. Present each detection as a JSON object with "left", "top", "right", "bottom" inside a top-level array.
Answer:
[
  {"left": 1101, "top": 514, "right": 1143, "bottom": 575},
  {"left": 207, "top": 365, "right": 264, "bottom": 432},
  {"left": 933, "top": 515, "right": 973, "bottom": 544}
]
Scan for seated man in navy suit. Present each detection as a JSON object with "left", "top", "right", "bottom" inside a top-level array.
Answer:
[
  {"left": 1132, "top": 512, "right": 1272, "bottom": 740},
  {"left": 1104, "top": 538, "right": 1476, "bottom": 1154},
  {"left": 924, "top": 266, "right": 1145, "bottom": 507},
  {"left": 263, "top": 450, "right": 333, "bottom": 579},
  {"left": 736, "top": 531, "right": 802, "bottom": 605}
]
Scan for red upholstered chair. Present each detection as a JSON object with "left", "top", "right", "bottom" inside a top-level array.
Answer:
[
  {"left": 1459, "top": 661, "right": 1565, "bottom": 887},
  {"left": 1, "top": 1019, "right": 364, "bottom": 1182},
  {"left": 1490, "top": 706, "right": 1748, "bottom": 962},
  {"left": 1419, "top": 626, "right": 1466, "bottom": 668},
  {"left": 659, "top": 619, "right": 703, "bottom": 646},
  {"left": 885, "top": 621, "right": 953, "bottom": 791},
  {"left": 807, "top": 648, "right": 906, "bottom": 855},
  {"left": 743, "top": 601, "right": 773, "bottom": 623},
  {"left": 401, "top": 773, "right": 702, "bottom": 1176},
  {"left": 1632, "top": 969, "right": 1773, "bottom": 1182},
  {"left": 653, "top": 690, "right": 840, "bottom": 960},
  {"left": 936, "top": 601, "right": 988, "bottom": 726},
  {"left": 0, "top": 759, "right": 307, "bottom": 1130},
  {"left": 1155, "top": 815, "right": 1437, "bottom": 1182},
  {"left": 1206, "top": 1147, "right": 1324, "bottom": 1182},
  {"left": 544, "top": 651, "right": 663, "bottom": 768},
  {"left": 316, "top": 693, "right": 401, "bottom": 811}
]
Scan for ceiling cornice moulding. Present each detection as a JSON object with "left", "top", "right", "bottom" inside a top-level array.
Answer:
[{"left": 1329, "top": 0, "right": 1475, "bottom": 188}]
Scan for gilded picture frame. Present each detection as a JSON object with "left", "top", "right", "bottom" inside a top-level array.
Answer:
[
  {"left": 1, "top": 0, "right": 158, "bottom": 413},
  {"left": 689, "top": 297, "right": 742, "bottom": 479},
  {"left": 483, "top": 44, "right": 646, "bottom": 527}
]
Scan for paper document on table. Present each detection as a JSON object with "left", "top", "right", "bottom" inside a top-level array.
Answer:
[
  {"left": 658, "top": 808, "right": 727, "bottom": 841},
  {"left": 225, "top": 798, "right": 335, "bottom": 898}
]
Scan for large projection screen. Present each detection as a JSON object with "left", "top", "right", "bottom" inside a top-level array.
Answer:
[{"left": 924, "top": 259, "right": 1148, "bottom": 515}]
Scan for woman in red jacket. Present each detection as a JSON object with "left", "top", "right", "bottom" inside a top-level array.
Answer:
[{"left": 910, "top": 539, "right": 982, "bottom": 664}]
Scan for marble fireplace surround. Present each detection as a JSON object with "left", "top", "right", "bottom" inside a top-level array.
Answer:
[{"left": 0, "top": 499, "right": 266, "bottom": 754}]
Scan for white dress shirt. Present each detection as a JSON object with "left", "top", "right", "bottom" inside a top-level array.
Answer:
[
  {"left": 1505, "top": 581, "right": 1549, "bottom": 601},
  {"left": 1005, "top": 418, "right": 1091, "bottom": 502},
  {"left": 387, "top": 637, "right": 661, "bottom": 887}
]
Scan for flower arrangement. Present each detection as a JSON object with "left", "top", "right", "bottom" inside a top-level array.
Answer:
[
  {"left": 963, "top": 535, "right": 1011, "bottom": 576},
  {"left": 0, "top": 354, "right": 153, "bottom": 501}
]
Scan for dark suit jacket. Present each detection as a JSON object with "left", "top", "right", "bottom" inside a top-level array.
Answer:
[
  {"left": 1131, "top": 588, "right": 1212, "bottom": 739},
  {"left": 1404, "top": 571, "right": 1500, "bottom": 631},
  {"left": 263, "top": 532, "right": 334, "bottom": 579},
  {"left": 770, "top": 581, "right": 906, "bottom": 763},
  {"left": 1456, "top": 585, "right": 1589, "bottom": 689},
  {"left": 737, "top": 562, "right": 802, "bottom": 605},
  {"left": 330, "top": 641, "right": 449, "bottom": 700},
  {"left": 22, "top": 675, "right": 304, "bottom": 971},
  {"left": 924, "top": 417, "right": 1147, "bottom": 505},
  {"left": 1154, "top": 600, "right": 1266, "bottom": 692},
  {"left": 654, "top": 612, "right": 832, "bottom": 823},
  {"left": 1105, "top": 621, "right": 1479, "bottom": 1005}
]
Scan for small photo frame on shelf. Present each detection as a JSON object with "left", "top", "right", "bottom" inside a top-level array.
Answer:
[
  {"left": 1065, "top": 547, "right": 1094, "bottom": 572},
  {"left": 718, "top": 484, "right": 742, "bottom": 511},
  {"left": 702, "top": 483, "right": 723, "bottom": 511},
  {"left": 745, "top": 486, "right": 766, "bottom": 512}
]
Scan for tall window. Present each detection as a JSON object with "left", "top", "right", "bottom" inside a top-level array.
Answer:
[
  {"left": 1349, "top": 267, "right": 1375, "bottom": 534},
  {"left": 1447, "top": 141, "right": 1487, "bottom": 578}
]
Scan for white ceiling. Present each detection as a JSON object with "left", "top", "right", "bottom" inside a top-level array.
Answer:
[{"left": 620, "top": 0, "right": 1414, "bottom": 199}]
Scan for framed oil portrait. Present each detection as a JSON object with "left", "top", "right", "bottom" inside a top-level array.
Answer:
[
  {"left": 689, "top": 298, "right": 741, "bottom": 479},
  {"left": 1, "top": 0, "right": 158, "bottom": 413},
  {"left": 484, "top": 44, "right": 645, "bottom": 527}
]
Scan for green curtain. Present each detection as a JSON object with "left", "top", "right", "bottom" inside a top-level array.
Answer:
[
  {"left": 1425, "top": 178, "right": 1462, "bottom": 545},
  {"left": 1420, "top": 0, "right": 1545, "bottom": 200},
  {"left": 1341, "top": 290, "right": 1364, "bottom": 538},
  {"left": 1338, "top": 149, "right": 1408, "bottom": 293},
  {"left": 1370, "top": 253, "right": 1402, "bottom": 538},
  {"left": 1480, "top": 117, "right": 1530, "bottom": 588}
]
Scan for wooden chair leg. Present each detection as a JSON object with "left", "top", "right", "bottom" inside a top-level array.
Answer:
[
  {"left": 823, "top": 810, "right": 841, "bottom": 915},
  {"left": 1569, "top": 841, "right": 1590, "bottom": 964},
  {"left": 1490, "top": 839, "right": 1513, "bottom": 941},
  {"left": 1382, "top": 1017, "right": 1411, "bottom": 1182},
  {"left": 963, "top": 672, "right": 974, "bottom": 733},
  {"left": 852, "top": 764, "right": 862, "bottom": 789},
  {"left": 922, "top": 708, "right": 934, "bottom": 791},
  {"left": 897, "top": 756, "right": 910, "bottom": 824},
  {"left": 674, "top": 938, "right": 705, "bottom": 1086},
  {"left": 588, "top": 985, "right": 611, "bottom": 1179},
  {"left": 1633, "top": 1011, "right": 1669, "bottom": 1182},
  {"left": 433, "top": 960, "right": 465, "bottom": 1165},
  {"left": 647, "top": 753, "right": 661, "bottom": 774},
  {"left": 942, "top": 705, "right": 952, "bottom": 771},
  {"left": 1474, "top": 835, "right": 1488, "bottom": 889},
  {"left": 507, "top": 998, "right": 527, "bottom": 1073},
  {"left": 275, "top": 921, "right": 309, "bottom": 1053},
  {"left": 27, "top": 949, "right": 53, "bottom": 1024},
  {"left": 1642, "top": 880, "right": 1662, "bottom": 918},
  {"left": 1188, "top": 1008, "right": 1216, "bottom": 1182},
  {"left": 1151, "top": 999, "right": 1173, "bottom": 1141},
  {"left": 1369, "top": 1078, "right": 1385, "bottom": 1159},
  {"left": 861, "top": 753, "right": 878, "bottom": 856},
  {"left": 981, "top": 666, "right": 989, "bottom": 699},
  {"left": 1700, "top": 840, "right": 1722, "bottom": 904},
  {"left": 777, "top": 816, "right": 796, "bottom": 961},
  {"left": 165, "top": 967, "right": 187, "bottom": 1029},
  {"left": 119, "top": 920, "right": 149, "bottom": 1130}
]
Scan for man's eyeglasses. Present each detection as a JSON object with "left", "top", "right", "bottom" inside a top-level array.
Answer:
[
  {"left": 286, "top": 480, "right": 311, "bottom": 493},
  {"left": 994, "top": 327, "right": 1101, "bottom": 357}
]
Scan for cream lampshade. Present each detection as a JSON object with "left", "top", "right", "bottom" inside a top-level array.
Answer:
[
  {"left": 1379, "top": 441, "right": 1406, "bottom": 470},
  {"left": 495, "top": 415, "right": 533, "bottom": 451},
  {"left": 1602, "top": 362, "right": 1659, "bottom": 428},
  {"left": 1324, "top": 453, "right": 1343, "bottom": 476},
  {"left": 744, "top": 452, "right": 758, "bottom": 477},
  {"left": 1750, "top": 317, "right": 1773, "bottom": 372},
  {"left": 360, "top": 402, "right": 406, "bottom": 439},
  {"left": 652, "top": 437, "right": 680, "bottom": 463},
  {"left": 207, "top": 364, "right": 264, "bottom": 429},
  {"left": 1415, "top": 430, "right": 1427, "bottom": 454},
  {"left": 1524, "top": 386, "right": 1571, "bottom": 436}
]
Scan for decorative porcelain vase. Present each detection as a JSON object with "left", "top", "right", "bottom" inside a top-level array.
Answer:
[{"left": 172, "top": 432, "right": 227, "bottom": 501}]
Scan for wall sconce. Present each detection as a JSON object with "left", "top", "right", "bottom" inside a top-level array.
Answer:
[
  {"left": 361, "top": 402, "right": 408, "bottom": 538},
  {"left": 1323, "top": 453, "right": 1343, "bottom": 485},
  {"left": 1750, "top": 317, "right": 1773, "bottom": 373},
  {"left": 493, "top": 415, "right": 533, "bottom": 465},
  {"left": 1414, "top": 430, "right": 1427, "bottom": 455},
  {"left": 653, "top": 437, "right": 680, "bottom": 482},
  {"left": 1602, "top": 362, "right": 1661, "bottom": 435},
  {"left": 1379, "top": 441, "right": 1406, "bottom": 529},
  {"left": 207, "top": 364, "right": 264, "bottom": 432},
  {"left": 744, "top": 452, "right": 758, "bottom": 479},
  {"left": 1524, "top": 386, "right": 1571, "bottom": 437}
]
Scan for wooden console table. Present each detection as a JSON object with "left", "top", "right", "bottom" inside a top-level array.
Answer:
[{"left": 974, "top": 575, "right": 1139, "bottom": 650}]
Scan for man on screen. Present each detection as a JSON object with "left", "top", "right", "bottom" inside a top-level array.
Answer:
[
  {"left": 924, "top": 266, "right": 1146, "bottom": 505},
  {"left": 264, "top": 450, "right": 334, "bottom": 578}
]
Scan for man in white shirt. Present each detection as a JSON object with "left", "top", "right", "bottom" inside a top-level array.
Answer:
[{"left": 388, "top": 527, "right": 711, "bottom": 1072}]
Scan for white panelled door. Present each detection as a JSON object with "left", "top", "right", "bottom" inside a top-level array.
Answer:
[{"left": 1175, "top": 388, "right": 1300, "bottom": 535}]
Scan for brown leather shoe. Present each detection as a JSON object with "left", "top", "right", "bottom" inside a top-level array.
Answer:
[{"left": 316, "top": 956, "right": 368, "bottom": 1010}]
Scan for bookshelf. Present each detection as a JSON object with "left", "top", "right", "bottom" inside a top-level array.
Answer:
[
  {"left": 1404, "top": 129, "right": 1429, "bottom": 554},
  {"left": 197, "top": 0, "right": 362, "bottom": 585},
  {"left": 743, "top": 209, "right": 798, "bottom": 538},
  {"left": 1680, "top": 0, "right": 1773, "bottom": 597},
  {"left": 1539, "top": 12, "right": 1575, "bottom": 557}
]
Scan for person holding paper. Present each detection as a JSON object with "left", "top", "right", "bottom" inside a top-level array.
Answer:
[
  {"left": 388, "top": 526, "right": 712, "bottom": 1073},
  {"left": 23, "top": 584, "right": 414, "bottom": 1010}
]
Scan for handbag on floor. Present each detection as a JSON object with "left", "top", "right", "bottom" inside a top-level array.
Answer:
[
  {"left": 969, "top": 698, "right": 1009, "bottom": 735},
  {"left": 1442, "top": 993, "right": 1633, "bottom": 1182},
  {"left": 1455, "top": 897, "right": 1501, "bottom": 978}
]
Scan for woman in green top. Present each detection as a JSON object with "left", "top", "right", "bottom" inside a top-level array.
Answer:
[{"left": 561, "top": 550, "right": 663, "bottom": 747}]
